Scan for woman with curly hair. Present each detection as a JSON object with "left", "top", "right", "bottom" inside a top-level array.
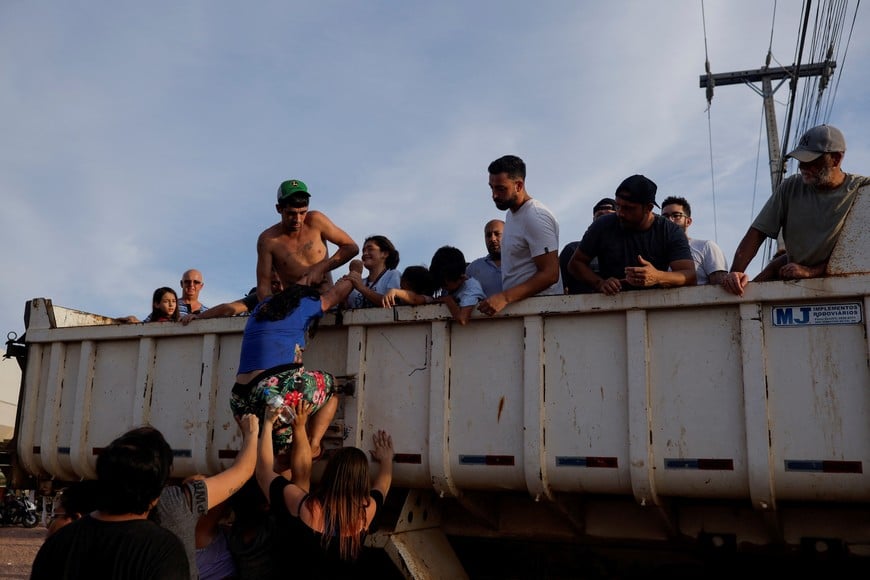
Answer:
[
  {"left": 230, "top": 278, "right": 353, "bottom": 459},
  {"left": 256, "top": 400, "right": 394, "bottom": 576}
]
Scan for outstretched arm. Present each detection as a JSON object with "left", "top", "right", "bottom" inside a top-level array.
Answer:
[
  {"left": 182, "top": 300, "right": 248, "bottom": 324},
  {"left": 255, "top": 408, "right": 281, "bottom": 499},
  {"left": 624, "top": 256, "right": 696, "bottom": 288},
  {"left": 289, "top": 401, "right": 314, "bottom": 491},
  {"left": 382, "top": 288, "right": 431, "bottom": 307},
  {"left": 369, "top": 430, "right": 394, "bottom": 498},
  {"left": 204, "top": 413, "right": 259, "bottom": 509},
  {"left": 321, "top": 277, "right": 354, "bottom": 311},
  {"left": 568, "top": 246, "right": 622, "bottom": 295},
  {"left": 299, "top": 212, "right": 359, "bottom": 286},
  {"left": 478, "top": 251, "right": 559, "bottom": 315},
  {"left": 723, "top": 227, "right": 768, "bottom": 296}
]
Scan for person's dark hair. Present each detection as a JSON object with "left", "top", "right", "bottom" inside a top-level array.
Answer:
[
  {"left": 429, "top": 246, "right": 467, "bottom": 286},
  {"left": 278, "top": 195, "right": 310, "bottom": 210},
  {"left": 255, "top": 284, "right": 321, "bottom": 322},
  {"left": 58, "top": 480, "right": 100, "bottom": 519},
  {"left": 365, "top": 235, "right": 400, "bottom": 270},
  {"left": 149, "top": 287, "right": 180, "bottom": 322},
  {"left": 96, "top": 426, "right": 173, "bottom": 515},
  {"left": 401, "top": 266, "right": 436, "bottom": 296},
  {"left": 487, "top": 155, "right": 526, "bottom": 179},
  {"left": 229, "top": 476, "right": 270, "bottom": 526},
  {"left": 306, "top": 447, "right": 371, "bottom": 561},
  {"left": 661, "top": 196, "right": 691, "bottom": 217}
]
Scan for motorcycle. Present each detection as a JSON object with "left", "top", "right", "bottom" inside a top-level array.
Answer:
[{"left": 0, "top": 491, "right": 39, "bottom": 528}]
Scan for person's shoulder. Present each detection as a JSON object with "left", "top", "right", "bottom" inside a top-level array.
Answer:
[
  {"left": 257, "top": 222, "right": 284, "bottom": 244},
  {"left": 845, "top": 173, "right": 870, "bottom": 188},
  {"left": 463, "top": 277, "right": 485, "bottom": 296},
  {"left": 588, "top": 213, "right": 617, "bottom": 232},
  {"left": 303, "top": 209, "right": 330, "bottom": 225},
  {"left": 527, "top": 197, "right": 557, "bottom": 217},
  {"left": 559, "top": 241, "right": 580, "bottom": 258},
  {"left": 776, "top": 174, "right": 805, "bottom": 194},
  {"left": 655, "top": 214, "right": 682, "bottom": 232},
  {"left": 690, "top": 237, "right": 720, "bottom": 251}
]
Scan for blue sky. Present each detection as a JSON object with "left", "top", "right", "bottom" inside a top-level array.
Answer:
[{"left": 1, "top": 0, "right": 868, "bottom": 341}]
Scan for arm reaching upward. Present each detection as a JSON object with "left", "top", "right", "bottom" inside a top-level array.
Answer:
[
  {"left": 369, "top": 430, "right": 394, "bottom": 498},
  {"left": 204, "top": 413, "right": 259, "bottom": 509}
]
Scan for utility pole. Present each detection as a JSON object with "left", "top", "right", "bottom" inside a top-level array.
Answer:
[
  {"left": 700, "top": 57, "right": 835, "bottom": 259},
  {"left": 699, "top": 58, "right": 835, "bottom": 193}
]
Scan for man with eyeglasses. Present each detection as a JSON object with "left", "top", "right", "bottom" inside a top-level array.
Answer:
[
  {"left": 723, "top": 124, "right": 870, "bottom": 296},
  {"left": 660, "top": 196, "right": 727, "bottom": 286},
  {"left": 567, "top": 175, "right": 696, "bottom": 295},
  {"left": 178, "top": 269, "right": 209, "bottom": 316}
]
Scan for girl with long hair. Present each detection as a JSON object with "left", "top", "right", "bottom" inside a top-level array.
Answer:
[
  {"left": 256, "top": 400, "right": 394, "bottom": 575},
  {"left": 144, "top": 287, "right": 180, "bottom": 322}
]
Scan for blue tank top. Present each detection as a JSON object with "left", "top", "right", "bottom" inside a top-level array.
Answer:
[{"left": 237, "top": 296, "right": 323, "bottom": 373}]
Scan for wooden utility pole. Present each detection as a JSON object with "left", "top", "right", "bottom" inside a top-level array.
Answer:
[{"left": 699, "top": 59, "right": 835, "bottom": 193}]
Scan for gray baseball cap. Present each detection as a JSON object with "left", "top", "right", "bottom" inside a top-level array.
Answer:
[{"left": 786, "top": 124, "right": 846, "bottom": 163}]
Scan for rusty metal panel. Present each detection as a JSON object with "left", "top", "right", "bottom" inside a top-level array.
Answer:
[
  {"left": 646, "top": 306, "right": 749, "bottom": 499},
  {"left": 762, "top": 300, "right": 870, "bottom": 501},
  {"left": 544, "top": 311, "right": 631, "bottom": 495}
]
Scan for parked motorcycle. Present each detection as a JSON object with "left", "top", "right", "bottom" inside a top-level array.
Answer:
[{"left": 0, "top": 491, "right": 39, "bottom": 528}]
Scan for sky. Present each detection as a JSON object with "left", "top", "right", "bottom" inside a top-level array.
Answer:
[{"left": 1, "top": 0, "right": 868, "bottom": 347}]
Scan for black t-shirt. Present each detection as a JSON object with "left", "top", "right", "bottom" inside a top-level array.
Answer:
[
  {"left": 241, "top": 288, "right": 259, "bottom": 313},
  {"left": 269, "top": 476, "right": 384, "bottom": 579},
  {"left": 578, "top": 213, "right": 691, "bottom": 289},
  {"left": 31, "top": 515, "right": 189, "bottom": 580}
]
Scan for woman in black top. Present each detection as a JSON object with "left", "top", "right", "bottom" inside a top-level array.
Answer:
[{"left": 256, "top": 400, "right": 394, "bottom": 577}]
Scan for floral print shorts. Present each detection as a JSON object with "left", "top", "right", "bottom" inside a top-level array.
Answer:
[{"left": 230, "top": 363, "right": 337, "bottom": 453}]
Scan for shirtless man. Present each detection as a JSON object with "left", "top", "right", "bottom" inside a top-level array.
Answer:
[{"left": 256, "top": 179, "right": 359, "bottom": 301}]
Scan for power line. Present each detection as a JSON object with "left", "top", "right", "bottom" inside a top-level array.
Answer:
[
  {"left": 824, "top": 0, "right": 860, "bottom": 119},
  {"left": 700, "top": 0, "right": 719, "bottom": 242}
]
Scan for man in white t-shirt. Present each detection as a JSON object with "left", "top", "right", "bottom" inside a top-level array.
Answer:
[
  {"left": 660, "top": 196, "right": 727, "bottom": 285},
  {"left": 478, "top": 155, "right": 562, "bottom": 316}
]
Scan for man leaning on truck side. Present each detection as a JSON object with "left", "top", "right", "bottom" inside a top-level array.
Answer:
[
  {"left": 477, "top": 155, "right": 562, "bottom": 316},
  {"left": 722, "top": 124, "right": 870, "bottom": 296},
  {"left": 567, "top": 174, "right": 696, "bottom": 294}
]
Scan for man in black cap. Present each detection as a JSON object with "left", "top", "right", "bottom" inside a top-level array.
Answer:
[
  {"left": 567, "top": 174, "right": 696, "bottom": 295},
  {"left": 723, "top": 124, "right": 870, "bottom": 296},
  {"left": 256, "top": 179, "right": 359, "bottom": 300},
  {"left": 559, "top": 197, "right": 618, "bottom": 294},
  {"left": 592, "top": 197, "right": 617, "bottom": 220}
]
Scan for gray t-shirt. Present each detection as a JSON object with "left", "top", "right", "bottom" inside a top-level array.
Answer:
[
  {"left": 154, "top": 479, "right": 209, "bottom": 579},
  {"left": 752, "top": 173, "right": 870, "bottom": 266}
]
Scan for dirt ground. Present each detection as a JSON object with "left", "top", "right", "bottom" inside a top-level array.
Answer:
[{"left": 0, "top": 525, "right": 44, "bottom": 579}]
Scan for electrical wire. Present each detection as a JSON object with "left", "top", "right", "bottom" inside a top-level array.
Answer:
[{"left": 700, "top": 0, "right": 719, "bottom": 242}]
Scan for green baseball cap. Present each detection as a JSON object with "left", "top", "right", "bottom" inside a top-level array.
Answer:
[{"left": 277, "top": 179, "right": 311, "bottom": 203}]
